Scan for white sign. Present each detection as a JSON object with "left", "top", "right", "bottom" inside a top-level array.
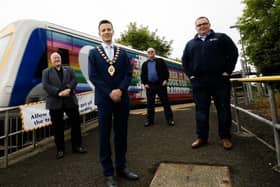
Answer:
[
  {"left": 77, "top": 92, "right": 97, "bottom": 114},
  {"left": 19, "top": 102, "right": 51, "bottom": 131},
  {"left": 19, "top": 92, "right": 96, "bottom": 131}
]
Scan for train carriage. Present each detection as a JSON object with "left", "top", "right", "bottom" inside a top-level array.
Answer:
[{"left": 0, "top": 20, "right": 192, "bottom": 108}]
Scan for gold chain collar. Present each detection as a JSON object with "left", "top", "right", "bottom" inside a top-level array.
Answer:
[
  {"left": 97, "top": 46, "right": 120, "bottom": 65},
  {"left": 97, "top": 46, "right": 121, "bottom": 76}
]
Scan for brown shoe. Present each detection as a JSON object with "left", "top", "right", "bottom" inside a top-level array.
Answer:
[
  {"left": 191, "top": 138, "right": 207, "bottom": 149},
  {"left": 222, "top": 139, "right": 233, "bottom": 150}
]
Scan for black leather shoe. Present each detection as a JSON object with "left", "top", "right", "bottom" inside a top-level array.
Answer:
[
  {"left": 105, "top": 176, "right": 117, "bottom": 187},
  {"left": 72, "top": 146, "right": 87, "bottom": 154},
  {"left": 144, "top": 121, "right": 153, "bottom": 127},
  {"left": 117, "top": 168, "right": 139, "bottom": 180},
  {"left": 56, "top": 150, "right": 64, "bottom": 160}
]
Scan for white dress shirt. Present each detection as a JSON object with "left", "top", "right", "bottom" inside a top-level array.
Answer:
[{"left": 101, "top": 43, "right": 114, "bottom": 60}]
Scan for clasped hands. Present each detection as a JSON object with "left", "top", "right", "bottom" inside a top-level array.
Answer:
[
  {"left": 58, "top": 88, "right": 71, "bottom": 97},
  {"left": 109, "top": 89, "right": 122, "bottom": 103}
]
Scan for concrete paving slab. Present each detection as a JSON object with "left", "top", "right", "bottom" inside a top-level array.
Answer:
[{"left": 150, "top": 163, "right": 231, "bottom": 187}]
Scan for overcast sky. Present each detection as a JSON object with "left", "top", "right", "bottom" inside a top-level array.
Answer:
[{"left": 1, "top": 0, "right": 245, "bottom": 70}]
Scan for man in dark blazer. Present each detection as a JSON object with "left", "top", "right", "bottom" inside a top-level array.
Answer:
[
  {"left": 141, "top": 48, "right": 174, "bottom": 127},
  {"left": 42, "top": 51, "right": 87, "bottom": 160},
  {"left": 88, "top": 20, "right": 138, "bottom": 187}
]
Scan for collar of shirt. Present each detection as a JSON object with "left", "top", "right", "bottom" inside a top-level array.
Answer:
[
  {"left": 198, "top": 31, "right": 211, "bottom": 41},
  {"left": 101, "top": 43, "right": 114, "bottom": 49},
  {"left": 198, "top": 35, "right": 206, "bottom": 41},
  {"left": 148, "top": 57, "right": 156, "bottom": 62},
  {"left": 101, "top": 43, "right": 114, "bottom": 60}
]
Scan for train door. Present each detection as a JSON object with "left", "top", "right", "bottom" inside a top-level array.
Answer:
[{"left": 10, "top": 28, "right": 48, "bottom": 105}]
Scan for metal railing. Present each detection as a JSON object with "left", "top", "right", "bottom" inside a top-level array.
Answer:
[
  {"left": 231, "top": 75, "right": 280, "bottom": 172},
  {"left": 0, "top": 106, "right": 97, "bottom": 168}
]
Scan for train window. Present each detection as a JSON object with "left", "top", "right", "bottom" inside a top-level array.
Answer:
[
  {"left": 57, "top": 48, "right": 69, "bottom": 65},
  {"left": 0, "top": 35, "right": 11, "bottom": 66},
  {"left": 34, "top": 50, "right": 48, "bottom": 78}
]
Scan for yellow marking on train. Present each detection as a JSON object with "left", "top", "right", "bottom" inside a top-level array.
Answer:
[
  {"left": 130, "top": 103, "right": 195, "bottom": 115},
  {"left": 0, "top": 24, "right": 15, "bottom": 71}
]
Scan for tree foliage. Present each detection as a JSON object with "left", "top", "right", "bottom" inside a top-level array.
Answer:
[
  {"left": 239, "top": 0, "right": 280, "bottom": 75},
  {"left": 115, "top": 22, "right": 173, "bottom": 57}
]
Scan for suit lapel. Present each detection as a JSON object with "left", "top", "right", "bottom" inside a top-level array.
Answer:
[
  {"left": 96, "top": 45, "right": 109, "bottom": 64},
  {"left": 113, "top": 46, "right": 117, "bottom": 55},
  {"left": 62, "top": 67, "right": 67, "bottom": 84}
]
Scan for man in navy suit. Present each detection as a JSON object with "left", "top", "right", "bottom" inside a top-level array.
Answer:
[
  {"left": 88, "top": 20, "right": 139, "bottom": 187},
  {"left": 42, "top": 51, "right": 87, "bottom": 160}
]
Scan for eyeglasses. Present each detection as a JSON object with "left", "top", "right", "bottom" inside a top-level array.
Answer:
[
  {"left": 196, "top": 22, "right": 209, "bottom": 27},
  {"left": 147, "top": 51, "right": 154, "bottom": 54}
]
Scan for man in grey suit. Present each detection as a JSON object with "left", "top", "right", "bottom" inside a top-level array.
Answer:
[{"left": 42, "top": 51, "right": 86, "bottom": 159}]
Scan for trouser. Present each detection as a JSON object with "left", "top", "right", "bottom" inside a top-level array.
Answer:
[
  {"left": 97, "top": 100, "right": 129, "bottom": 176},
  {"left": 191, "top": 76, "right": 232, "bottom": 140},
  {"left": 146, "top": 83, "right": 173, "bottom": 123},
  {"left": 49, "top": 106, "right": 82, "bottom": 151}
]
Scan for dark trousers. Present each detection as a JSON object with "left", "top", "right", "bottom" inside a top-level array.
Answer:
[
  {"left": 97, "top": 101, "right": 129, "bottom": 176},
  {"left": 146, "top": 83, "right": 173, "bottom": 123},
  {"left": 191, "top": 76, "right": 232, "bottom": 141},
  {"left": 49, "top": 106, "right": 82, "bottom": 151}
]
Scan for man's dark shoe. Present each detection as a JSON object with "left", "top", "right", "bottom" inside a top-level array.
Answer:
[
  {"left": 56, "top": 150, "right": 64, "bottom": 160},
  {"left": 72, "top": 146, "right": 87, "bottom": 154},
  {"left": 168, "top": 120, "right": 175, "bottom": 126},
  {"left": 117, "top": 168, "right": 139, "bottom": 180},
  {"left": 105, "top": 176, "right": 117, "bottom": 187},
  {"left": 144, "top": 121, "right": 153, "bottom": 127},
  {"left": 191, "top": 138, "right": 207, "bottom": 149}
]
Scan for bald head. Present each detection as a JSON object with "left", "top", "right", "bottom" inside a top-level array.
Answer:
[
  {"left": 147, "top": 48, "right": 156, "bottom": 59},
  {"left": 50, "top": 52, "right": 62, "bottom": 69}
]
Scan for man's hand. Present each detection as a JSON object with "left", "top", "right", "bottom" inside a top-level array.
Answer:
[
  {"left": 189, "top": 76, "right": 195, "bottom": 80},
  {"left": 162, "top": 80, "right": 167, "bottom": 86},
  {"left": 58, "top": 88, "right": 71, "bottom": 96},
  {"left": 109, "top": 89, "right": 122, "bottom": 103},
  {"left": 222, "top": 72, "right": 230, "bottom": 76}
]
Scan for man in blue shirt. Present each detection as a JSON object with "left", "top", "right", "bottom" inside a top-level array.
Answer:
[{"left": 141, "top": 48, "right": 174, "bottom": 127}]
